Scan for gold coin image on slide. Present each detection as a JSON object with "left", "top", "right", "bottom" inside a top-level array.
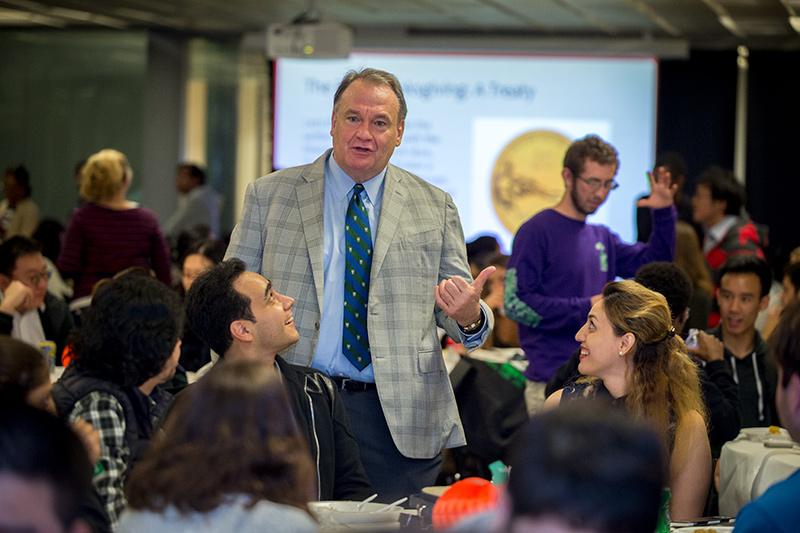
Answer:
[{"left": 491, "top": 130, "right": 571, "bottom": 234}]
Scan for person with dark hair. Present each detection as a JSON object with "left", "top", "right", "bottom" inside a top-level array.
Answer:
[
  {"left": 0, "top": 236, "right": 74, "bottom": 361},
  {"left": 691, "top": 166, "right": 765, "bottom": 277},
  {"left": 506, "top": 134, "right": 677, "bottom": 414},
  {"left": 32, "top": 218, "right": 74, "bottom": 301},
  {"left": 781, "top": 262, "right": 800, "bottom": 308},
  {"left": 466, "top": 234, "right": 501, "bottom": 276},
  {"left": 57, "top": 149, "right": 172, "bottom": 299},
  {"left": 0, "top": 164, "right": 40, "bottom": 239},
  {"left": 0, "top": 335, "right": 110, "bottom": 532},
  {"left": 480, "top": 253, "right": 519, "bottom": 348},
  {"left": 0, "top": 334, "right": 57, "bottom": 411},
  {"left": 545, "top": 280, "right": 711, "bottom": 519},
  {"left": 52, "top": 272, "right": 183, "bottom": 527},
  {"left": 168, "top": 237, "right": 228, "bottom": 380},
  {"left": 703, "top": 255, "right": 777, "bottom": 427},
  {"left": 180, "top": 238, "right": 227, "bottom": 295},
  {"left": 636, "top": 151, "right": 693, "bottom": 243},
  {"left": 185, "top": 259, "right": 373, "bottom": 502},
  {"left": 226, "top": 67, "right": 495, "bottom": 499},
  {"left": 162, "top": 162, "right": 222, "bottom": 240},
  {"left": 733, "top": 300, "right": 800, "bottom": 531},
  {"left": 119, "top": 360, "right": 317, "bottom": 532},
  {"left": 503, "top": 405, "right": 665, "bottom": 533},
  {"left": 0, "top": 403, "right": 95, "bottom": 533}
]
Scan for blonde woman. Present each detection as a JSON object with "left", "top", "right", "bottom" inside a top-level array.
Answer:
[
  {"left": 57, "top": 149, "right": 170, "bottom": 298},
  {"left": 545, "top": 280, "right": 711, "bottom": 520}
]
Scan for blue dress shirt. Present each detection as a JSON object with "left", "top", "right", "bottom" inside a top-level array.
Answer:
[{"left": 311, "top": 153, "right": 488, "bottom": 381}]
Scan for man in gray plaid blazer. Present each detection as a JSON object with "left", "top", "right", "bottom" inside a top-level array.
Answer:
[{"left": 226, "top": 68, "right": 494, "bottom": 500}]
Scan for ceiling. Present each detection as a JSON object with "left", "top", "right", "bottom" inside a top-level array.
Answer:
[{"left": 0, "top": 0, "right": 799, "bottom": 51}]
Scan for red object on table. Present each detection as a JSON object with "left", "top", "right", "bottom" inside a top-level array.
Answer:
[{"left": 431, "top": 477, "right": 500, "bottom": 530}]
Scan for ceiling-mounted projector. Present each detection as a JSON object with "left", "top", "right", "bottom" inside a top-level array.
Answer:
[{"left": 266, "top": 21, "right": 353, "bottom": 58}]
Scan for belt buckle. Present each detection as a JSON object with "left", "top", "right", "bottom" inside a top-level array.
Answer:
[{"left": 339, "top": 377, "right": 353, "bottom": 391}]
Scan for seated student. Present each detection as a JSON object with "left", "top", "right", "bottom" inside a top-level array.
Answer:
[
  {"left": 0, "top": 236, "right": 73, "bottom": 362},
  {"left": 547, "top": 262, "right": 740, "bottom": 456},
  {"left": 177, "top": 238, "right": 226, "bottom": 371},
  {"left": 0, "top": 335, "right": 109, "bottom": 532},
  {"left": 185, "top": 259, "right": 374, "bottom": 501},
  {"left": 709, "top": 255, "right": 777, "bottom": 427},
  {"left": 0, "top": 402, "right": 94, "bottom": 533},
  {"left": 545, "top": 280, "right": 711, "bottom": 520},
  {"left": 120, "top": 360, "right": 317, "bottom": 532},
  {"left": 501, "top": 405, "right": 666, "bottom": 533},
  {"left": 52, "top": 272, "right": 183, "bottom": 527},
  {"left": 733, "top": 301, "right": 800, "bottom": 532}
]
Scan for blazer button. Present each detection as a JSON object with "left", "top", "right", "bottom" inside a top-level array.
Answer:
[{"left": 314, "top": 321, "right": 320, "bottom": 331}]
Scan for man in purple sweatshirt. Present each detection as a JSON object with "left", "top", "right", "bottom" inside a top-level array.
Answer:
[{"left": 505, "top": 134, "right": 676, "bottom": 414}]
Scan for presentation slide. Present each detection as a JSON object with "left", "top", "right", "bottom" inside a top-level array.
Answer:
[{"left": 274, "top": 52, "right": 657, "bottom": 251}]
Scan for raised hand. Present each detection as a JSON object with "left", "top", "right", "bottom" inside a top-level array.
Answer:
[
  {"left": 434, "top": 266, "right": 495, "bottom": 326},
  {"left": 638, "top": 165, "right": 678, "bottom": 209}
]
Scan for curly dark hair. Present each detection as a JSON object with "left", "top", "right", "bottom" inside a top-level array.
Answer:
[
  {"left": 72, "top": 272, "right": 182, "bottom": 388},
  {"left": 634, "top": 261, "right": 692, "bottom": 321},
  {"left": 124, "top": 359, "right": 315, "bottom": 513},
  {"left": 185, "top": 258, "right": 255, "bottom": 356},
  {"left": 563, "top": 134, "right": 619, "bottom": 178}
]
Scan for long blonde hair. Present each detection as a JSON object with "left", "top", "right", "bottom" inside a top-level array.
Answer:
[
  {"left": 79, "top": 148, "right": 132, "bottom": 203},
  {"left": 675, "top": 221, "right": 713, "bottom": 296},
  {"left": 602, "top": 280, "right": 706, "bottom": 448}
]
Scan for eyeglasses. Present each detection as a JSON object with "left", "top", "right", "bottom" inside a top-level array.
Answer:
[
  {"left": 576, "top": 176, "right": 619, "bottom": 192},
  {"left": 23, "top": 269, "right": 51, "bottom": 286}
]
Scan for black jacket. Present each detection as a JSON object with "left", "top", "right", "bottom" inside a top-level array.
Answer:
[
  {"left": 709, "top": 326, "right": 777, "bottom": 429},
  {"left": 0, "top": 292, "right": 74, "bottom": 364},
  {"left": 52, "top": 364, "right": 172, "bottom": 466},
  {"left": 276, "top": 357, "right": 374, "bottom": 501}
]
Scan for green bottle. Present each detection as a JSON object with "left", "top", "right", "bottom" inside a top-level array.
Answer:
[{"left": 656, "top": 487, "right": 671, "bottom": 533}]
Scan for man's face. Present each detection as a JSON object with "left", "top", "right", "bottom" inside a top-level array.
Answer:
[
  {"left": 175, "top": 168, "right": 196, "bottom": 194},
  {"left": 776, "top": 368, "right": 800, "bottom": 442},
  {"left": 691, "top": 184, "right": 725, "bottom": 227},
  {"left": 233, "top": 271, "right": 299, "bottom": 355},
  {"left": 717, "top": 272, "right": 768, "bottom": 337},
  {"left": 12, "top": 253, "right": 48, "bottom": 310},
  {"left": 565, "top": 160, "right": 617, "bottom": 217},
  {"left": 330, "top": 79, "right": 404, "bottom": 183}
]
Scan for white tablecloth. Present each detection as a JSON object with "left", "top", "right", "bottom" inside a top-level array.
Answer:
[{"left": 718, "top": 428, "right": 800, "bottom": 516}]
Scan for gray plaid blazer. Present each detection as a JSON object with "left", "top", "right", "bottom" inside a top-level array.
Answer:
[{"left": 225, "top": 150, "right": 493, "bottom": 458}]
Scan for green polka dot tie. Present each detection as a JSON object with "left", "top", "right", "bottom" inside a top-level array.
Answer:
[{"left": 343, "top": 184, "right": 372, "bottom": 370}]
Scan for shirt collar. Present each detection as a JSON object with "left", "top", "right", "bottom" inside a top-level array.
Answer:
[
  {"left": 707, "top": 215, "right": 738, "bottom": 244},
  {"left": 327, "top": 152, "right": 387, "bottom": 204}
]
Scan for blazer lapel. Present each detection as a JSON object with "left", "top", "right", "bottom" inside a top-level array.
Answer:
[
  {"left": 372, "top": 165, "right": 406, "bottom": 280},
  {"left": 296, "top": 151, "right": 328, "bottom": 312}
]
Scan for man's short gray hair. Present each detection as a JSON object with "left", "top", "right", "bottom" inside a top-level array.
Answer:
[{"left": 332, "top": 68, "right": 408, "bottom": 122}]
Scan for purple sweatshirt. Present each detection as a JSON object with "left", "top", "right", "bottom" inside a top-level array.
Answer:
[{"left": 505, "top": 206, "right": 676, "bottom": 381}]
